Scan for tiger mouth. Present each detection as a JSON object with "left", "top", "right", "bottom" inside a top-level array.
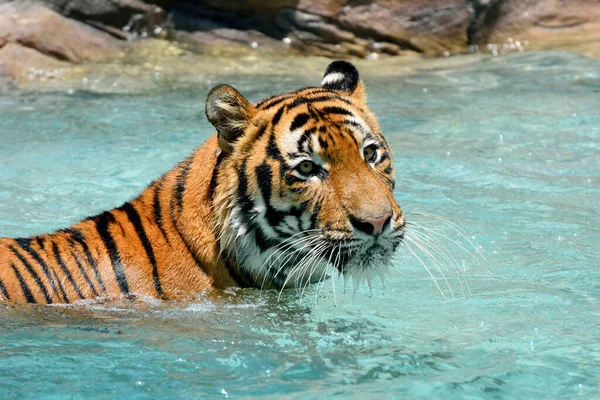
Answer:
[{"left": 317, "top": 231, "right": 404, "bottom": 273}]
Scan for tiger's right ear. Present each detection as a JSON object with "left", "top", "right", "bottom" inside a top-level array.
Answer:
[
  {"left": 321, "top": 60, "right": 366, "bottom": 104},
  {"left": 205, "top": 84, "right": 256, "bottom": 154}
]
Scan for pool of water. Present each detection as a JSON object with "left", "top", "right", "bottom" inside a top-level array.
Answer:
[{"left": 0, "top": 51, "right": 599, "bottom": 398}]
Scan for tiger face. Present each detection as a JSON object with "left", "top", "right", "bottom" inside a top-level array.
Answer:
[{"left": 208, "top": 61, "right": 405, "bottom": 289}]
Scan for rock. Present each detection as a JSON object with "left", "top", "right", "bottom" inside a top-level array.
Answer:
[
  {"left": 0, "top": 0, "right": 598, "bottom": 87},
  {"left": 41, "top": 0, "right": 167, "bottom": 38},
  {"left": 169, "top": 0, "right": 472, "bottom": 57},
  {"left": 0, "top": 1, "right": 125, "bottom": 63},
  {"left": 468, "top": 0, "right": 600, "bottom": 57},
  {"left": 0, "top": 42, "right": 69, "bottom": 81}
]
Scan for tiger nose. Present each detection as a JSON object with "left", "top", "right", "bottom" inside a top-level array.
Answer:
[{"left": 350, "top": 212, "right": 392, "bottom": 235}]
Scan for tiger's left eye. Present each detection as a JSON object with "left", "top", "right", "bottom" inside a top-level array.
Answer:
[
  {"left": 363, "top": 144, "right": 377, "bottom": 163},
  {"left": 297, "top": 160, "right": 316, "bottom": 175}
]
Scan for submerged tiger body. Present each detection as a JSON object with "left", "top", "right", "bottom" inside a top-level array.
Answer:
[{"left": 0, "top": 61, "right": 405, "bottom": 304}]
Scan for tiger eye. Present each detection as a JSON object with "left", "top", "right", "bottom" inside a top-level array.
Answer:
[
  {"left": 363, "top": 145, "right": 377, "bottom": 162},
  {"left": 298, "top": 161, "right": 315, "bottom": 175}
]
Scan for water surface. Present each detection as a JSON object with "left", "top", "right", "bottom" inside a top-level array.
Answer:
[{"left": 1, "top": 51, "right": 599, "bottom": 399}]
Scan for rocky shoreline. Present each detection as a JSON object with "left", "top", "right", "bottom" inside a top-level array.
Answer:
[{"left": 1, "top": 0, "right": 599, "bottom": 87}]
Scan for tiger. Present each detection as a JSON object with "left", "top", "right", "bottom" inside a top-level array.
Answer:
[{"left": 0, "top": 61, "right": 405, "bottom": 304}]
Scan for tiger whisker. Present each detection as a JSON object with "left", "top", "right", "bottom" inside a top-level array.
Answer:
[
  {"left": 258, "top": 233, "right": 323, "bottom": 289},
  {"left": 400, "top": 240, "right": 447, "bottom": 300},
  {"left": 409, "top": 212, "right": 488, "bottom": 265},
  {"left": 278, "top": 242, "right": 328, "bottom": 301},
  {"left": 406, "top": 226, "right": 471, "bottom": 296},
  {"left": 404, "top": 235, "right": 456, "bottom": 299}
]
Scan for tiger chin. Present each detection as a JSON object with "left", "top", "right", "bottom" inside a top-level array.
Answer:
[{"left": 0, "top": 61, "right": 405, "bottom": 304}]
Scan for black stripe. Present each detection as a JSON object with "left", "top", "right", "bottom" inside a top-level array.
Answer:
[
  {"left": 271, "top": 106, "right": 285, "bottom": 126},
  {"left": 152, "top": 180, "right": 170, "bottom": 243},
  {"left": 10, "top": 264, "right": 35, "bottom": 303},
  {"left": 52, "top": 242, "right": 84, "bottom": 299},
  {"left": 290, "top": 113, "right": 310, "bottom": 132},
  {"left": 94, "top": 211, "right": 130, "bottom": 295},
  {"left": 121, "top": 202, "right": 164, "bottom": 298},
  {"left": 236, "top": 160, "right": 277, "bottom": 252},
  {"left": 342, "top": 128, "right": 360, "bottom": 147},
  {"left": 63, "top": 228, "right": 106, "bottom": 293},
  {"left": 320, "top": 106, "right": 353, "bottom": 116},
  {"left": 0, "top": 277, "right": 9, "bottom": 300},
  {"left": 69, "top": 248, "right": 99, "bottom": 297},
  {"left": 52, "top": 269, "right": 69, "bottom": 303},
  {"left": 376, "top": 151, "right": 390, "bottom": 165},
  {"left": 297, "top": 127, "right": 316, "bottom": 153},
  {"left": 14, "top": 238, "right": 60, "bottom": 300},
  {"left": 9, "top": 245, "right": 53, "bottom": 304},
  {"left": 266, "top": 131, "right": 283, "bottom": 161},
  {"left": 258, "top": 94, "right": 292, "bottom": 110},
  {"left": 167, "top": 177, "right": 207, "bottom": 279},
  {"left": 255, "top": 163, "right": 286, "bottom": 228},
  {"left": 209, "top": 151, "right": 225, "bottom": 201},
  {"left": 318, "top": 136, "right": 329, "bottom": 150},
  {"left": 35, "top": 237, "right": 45, "bottom": 249},
  {"left": 287, "top": 95, "right": 347, "bottom": 112},
  {"left": 174, "top": 158, "right": 193, "bottom": 214},
  {"left": 256, "top": 88, "right": 330, "bottom": 109},
  {"left": 307, "top": 103, "right": 320, "bottom": 121},
  {"left": 237, "top": 159, "right": 254, "bottom": 215}
]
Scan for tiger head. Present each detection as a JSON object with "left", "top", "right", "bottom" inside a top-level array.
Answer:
[{"left": 207, "top": 61, "right": 405, "bottom": 289}]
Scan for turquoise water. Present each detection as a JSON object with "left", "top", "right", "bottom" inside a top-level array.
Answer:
[{"left": 1, "top": 51, "right": 599, "bottom": 398}]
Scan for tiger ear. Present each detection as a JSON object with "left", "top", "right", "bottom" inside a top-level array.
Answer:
[
  {"left": 206, "top": 84, "right": 256, "bottom": 154},
  {"left": 321, "top": 61, "right": 366, "bottom": 104}
]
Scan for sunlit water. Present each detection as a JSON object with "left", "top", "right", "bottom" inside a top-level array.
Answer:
[{"left": 1, "top": 51, "right": 599, "bottom": 399}]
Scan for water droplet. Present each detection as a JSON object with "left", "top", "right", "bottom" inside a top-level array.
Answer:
[
  {"left": 366, "top": 52, "right": 379, "bottom": 60},
  {"left": 221, "top": 388, "right": 229, "bottom": 398},
  {"left": 572, "top": 113, "right": 577, "bottom": 117},
  {"left": 250, "top": 41, "right": 259, "bottom": 49},
  {"left": 499, "top": 134, "right": 504, "bottom": 144},
  {"left": 282, "top": 37, "right": 292, "bottom": 44},
  {"left": 446, "top": 151, "right": 451, "bottom": 156},
  {"left": 498, "top": 157, "right": 502, "bottom": 163},
  {"left": 422, "top": 88, "right": 428, "bottom": 93},
  {"left": 443, "top": 51, "right": 450, "bottom": 57}
]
